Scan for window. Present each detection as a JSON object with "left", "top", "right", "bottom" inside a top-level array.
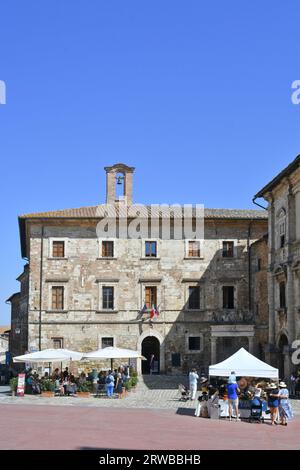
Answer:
[
  {"left": 223, "top": 241, "right": 234, "bottom": 258},
  {"left": 277, "top": 212, "right": 286, "bottom": 248},
  {"left": 102, "top": 241, "right": 114, "bottom": 257},
  {"left": 223, "top": 286, "right": 235, "bottom": 309},
  {"left": 188, "top": 337, "right": 201, "bottom": 351},
  {"left": 257, "top": 258, "right": 262, "bottom": 271},
  {"left": 279, "top": 282, "right": 286, "bottom": 309},
  {"left": 52, "top": 241, "right": 65, "bottom": 258},
  {"left": 145, "top": 241, "right": 157, "bottom": 257},
  {"left": 102, "top": 287, "right": 114, "bottom": 310},
  {"left": 188, "top": 286, "right": 200, "bottom": 309},
  {"left": 171, "top": 353, "right": 181, "bottom": 367},
  {"left": 145, "top": 286, "right": 157, "bottom": 309},
  {"left": 101, "top": 337, "right": 114, "bottom": 348},
  {"left": 188, "top": 241, "right": 200, "bottom": 257},
  {"left": 52, "top": 338, "right": 63, "bottom": 349},
  {"left": 52, "top": 286, "right": 64, "bottom": 310}
]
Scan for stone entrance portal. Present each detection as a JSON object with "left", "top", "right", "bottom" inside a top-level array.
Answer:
[{"left": 141, "top": 336, "right": 160, "bottom": 374}]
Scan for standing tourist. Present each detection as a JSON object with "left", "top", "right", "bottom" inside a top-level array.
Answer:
[
  {"left": 278, "top": 381, "right": 293, "bottom": 426},
  {"left": 289, "top": 373, "right": 296, "bottom": 397},
  {"left": 267, "top": 383, "right": 279, "bottom": 425},
  {"left": 189, "top": 369, "right": 199, "bottom": 400},
  {"left": 106, "top": 370, "right": 115, "bottom": 398},
  {"left": 226, "top": 378, "right": 240, "bottom": 421}
]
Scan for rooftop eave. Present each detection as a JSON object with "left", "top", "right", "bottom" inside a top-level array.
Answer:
[{"left": 254, "top": 154, "right": 300, "bottom": 200}]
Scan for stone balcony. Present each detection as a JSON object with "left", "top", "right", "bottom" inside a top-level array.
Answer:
[{"left": 212, "top": 309, "right": 254, "bottom": 325}]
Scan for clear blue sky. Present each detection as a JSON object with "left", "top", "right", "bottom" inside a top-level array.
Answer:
[{"left": 1, "top": 1, "right": 300, "bottom": 324}]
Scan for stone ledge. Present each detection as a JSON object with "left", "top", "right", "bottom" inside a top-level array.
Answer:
[
  {"left": 95, "top": 310, "right": 119, "bottom": 314},
  {"left": 45, "top": 310, "right": 69, "bottom": 314}
]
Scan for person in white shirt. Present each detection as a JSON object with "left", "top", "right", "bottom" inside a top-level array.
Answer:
[{"left": 189, "top": 369, "right": 199, "bottom": 400}]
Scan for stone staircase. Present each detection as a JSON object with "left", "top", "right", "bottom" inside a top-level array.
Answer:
[{"left": 137, "top": 374, "right": 188, "bottom": 391}]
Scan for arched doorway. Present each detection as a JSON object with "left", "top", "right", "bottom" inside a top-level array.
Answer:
[
  {"left": 278, "top": 334, "right": 289, "bottom": 379},
  {"left": 141, "top": 336, "right": 160, "bottom": 374}
]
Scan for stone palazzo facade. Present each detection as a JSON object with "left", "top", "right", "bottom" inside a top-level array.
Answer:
[
  {"left": 9, "top": 163, "right": 269, "bottom": 374},
  {"left": 254, "top": 155, "right": 300, "bottom": 378}
]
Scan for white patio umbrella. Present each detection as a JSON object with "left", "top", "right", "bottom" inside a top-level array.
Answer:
[
  {"left": 13, "top": 348, "right": 83, "bottom": 363},
  {"left": 13, "top": 348, "right": 83, "bottom": 375},
  {"left": 82, "top": 347, "right": 146, "bottom": 371}
]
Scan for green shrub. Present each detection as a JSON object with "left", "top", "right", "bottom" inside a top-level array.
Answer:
[
  {"left": 77, "top": 381, "right": 91, "bottom": 392},
  {"left": 9, "top": 377, "right": 18, "bottom": 392},
  {"left": 125, "top": 380, "right": 132, "bottom": 391},
  {"left": 130, "top": 376, "right": 138, "bottom": 387},
  {"left": 41, "top": 379, "right": 55, "bottom": 392}
]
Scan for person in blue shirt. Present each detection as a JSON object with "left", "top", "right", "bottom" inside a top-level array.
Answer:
[
  {"left": 226, "top": 379, "right": 240, "bottom": 421},
  {"left": 267, "top": 383, "right": 279, "bottom": 425}
]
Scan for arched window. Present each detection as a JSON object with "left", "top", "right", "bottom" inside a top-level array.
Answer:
[{"left": 277, "top": 208, "right": 287, "bottom": 249}]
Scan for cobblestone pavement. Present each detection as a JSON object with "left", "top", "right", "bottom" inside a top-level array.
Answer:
[{"left": 1, "top": 377, "right": 300, "bottom": 414}]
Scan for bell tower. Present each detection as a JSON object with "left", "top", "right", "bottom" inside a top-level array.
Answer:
[{"left": 104, "top": 163, "right": 135, "bottom": 205}]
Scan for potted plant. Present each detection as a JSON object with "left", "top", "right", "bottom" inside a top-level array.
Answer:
[
  {"left": 77, "top": 381, "right": 91, "bottom": 398},
  {"left": 125, "top": 379, "right": 132, "bottom": 392},
  {"left": 41, "top": 379, "right": 55, "bottom": 397},
  {"left": 9, "top": 377, "right": 18, "bottom": 396},
  {"left": 130, "top": 376, "right": 138, "bottom": 389}
]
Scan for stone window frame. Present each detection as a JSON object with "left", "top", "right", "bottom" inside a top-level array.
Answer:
[
  {"left": 97, "top": 281, "right": 119, "bottom": 312},
  {"left": 276, "top": 207, "right": 287, "bottom": 250},
  {"left": 183, "top": 281, "right": 204, "bottom": 311},
  {"left": 221, "top": 240, "right": 237, "bottom": 259},
  {"left": 140, "top": 280, "right": 162, "bottom": 311},
  {"left": 52, "top": 337, "right": 64, "bottom": 349},
  {"left": 97, "top": 238, "right": 117, "bottom": 259},
  {"left": 48, "top": 282, "right": 68, "bottom": 312},
  {"left": 100, "top": 336, "right": 115, "bottom": 348},
  {"left": 220, "top": 283, "right": 237, "bottom": 310},
  {"left": 185, "top": 333, "right": 204, "bottom": 354},
  {"left": 293, "top": 184, "right": 300, "bottom": 242},
  {"left": 184, "top": 239, "right": 204, "bottom": 259},
  {"left": 48, "top": 237, "right": 69, "bottom": 259},
  {"left": 141, "top": 238, "right": 160, "bottom": 259}
]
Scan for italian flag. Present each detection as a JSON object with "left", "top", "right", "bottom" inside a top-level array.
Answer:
[{"left": 150, "top": 304, "right": 156, "bottom": 319}]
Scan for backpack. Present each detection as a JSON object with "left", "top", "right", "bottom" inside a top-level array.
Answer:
[{"left": 106, "top": 375, "right": 113, "bottom": 385}]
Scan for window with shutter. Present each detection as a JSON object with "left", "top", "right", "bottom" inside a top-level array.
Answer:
[
  {"left": 102, "top": 241, "right": 114, "bottom": 257},
  {"left": 145, "top": 286, "right": 157, "bottom": 309},
  {"left": 52, "top": 286, "right": 64, "bottom": 310},
  {"left": 52, "top": 241, "right": 65, "bottom": 258},
  {"left": 223, "top": 241, "right": 234, "bottom": 258}
]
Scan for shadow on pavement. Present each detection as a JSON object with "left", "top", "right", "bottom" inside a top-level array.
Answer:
[{"left": 176, "top": 407, "right": 195, "bottom": 416}]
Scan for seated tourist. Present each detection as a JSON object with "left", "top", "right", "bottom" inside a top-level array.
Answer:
[
  {"left": 66, "top": 375, "right": 77, "bottom": 396},
  {"left": 54, "top": 378, "right": 64, "bottom": 396},
  {"left": 79, "top": 371, "right": 87, "bottom": 384}
]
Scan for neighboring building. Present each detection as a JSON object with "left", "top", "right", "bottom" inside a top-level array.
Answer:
[
  {"left": 250, "top": 235, "right": 269, "bottom": 361},
  {"left": 11, "top": 163, "right": 268, "bottom": 374},
  {"left": 254, "top": 155, "right": 300, "bottom": 379},
  {"left": 0, "top": 326, "right": 10, "bottom": 364},
  {"left": 6, "top": 264, "right": 29, "bottom": 360}
]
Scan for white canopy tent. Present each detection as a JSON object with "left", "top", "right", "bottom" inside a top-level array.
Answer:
[{"left": 209, "top": 348, "right": 279, "bottom": 379}]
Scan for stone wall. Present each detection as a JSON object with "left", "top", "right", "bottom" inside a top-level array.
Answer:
[{"left": 24, "top": 217, "right": 268, "bottom": 373}]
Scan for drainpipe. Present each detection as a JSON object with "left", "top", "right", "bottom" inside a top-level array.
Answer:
[
  {"left": 252, "top": 196, "right": 268, "bottom": 211},
  {"left": 248, "top": 222, "right": 252, "bottom": 313},
  {"left": 39, "top": 226, "right": 44, "bottom": 351}
]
